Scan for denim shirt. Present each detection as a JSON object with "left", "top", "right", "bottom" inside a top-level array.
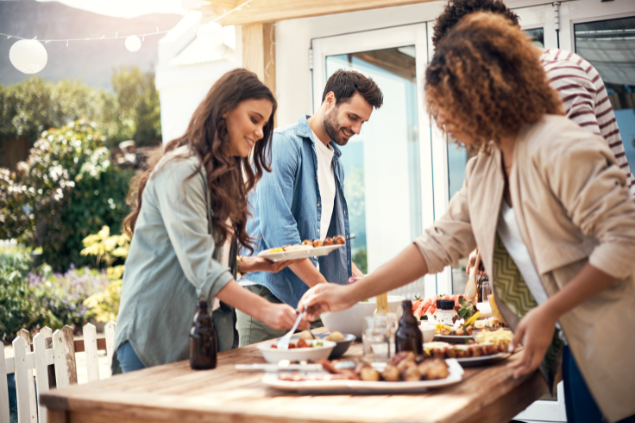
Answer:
[{"left": 245, "top": 115, "right": 352, "bottom": 307}]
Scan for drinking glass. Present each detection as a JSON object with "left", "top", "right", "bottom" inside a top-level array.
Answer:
[
  {"left": 481, "top": 279, "right": 492, "bottom": 302},
  {"left": 362, "top": 315, "right": 391, "bottom": 362}
]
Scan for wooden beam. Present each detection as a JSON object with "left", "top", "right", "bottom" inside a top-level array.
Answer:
[
  {"left": 242, "top": 22, "right": 276, "bottom": 102},
  {"left": 205, "top": 0, "right": 435, "bottom": 26}
]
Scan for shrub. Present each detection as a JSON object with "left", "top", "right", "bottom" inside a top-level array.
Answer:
[
  {"left": 0, "top": 245, "right": 110, "bottom": 341},
  {"left": 81, "top": 226, "right": 129, "bottom": 323},
  {"left": 0, "top": 119, "right": 132, "bottom": 271},
  {"left": 0, "top": 247, "right": 37, "bottom": 342},
  {"left": 27, "top": 265, "right": 109, "bottom": 330}
]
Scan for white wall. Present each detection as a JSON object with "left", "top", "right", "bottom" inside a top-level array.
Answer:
[{"left": 156, "top": 60, "right": 237, "bottom": 143}]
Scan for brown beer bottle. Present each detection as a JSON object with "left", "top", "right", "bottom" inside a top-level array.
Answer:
[
  {"left": 395, "top": 300, "right": 423, "bottom": 355},
  {"left": 190, "top": 300, "right": 217, "bottom": 370}
]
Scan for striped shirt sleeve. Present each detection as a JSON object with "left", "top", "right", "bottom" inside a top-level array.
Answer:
[{"left": 540, "top": 49, "right": 635, "bottom": 196}]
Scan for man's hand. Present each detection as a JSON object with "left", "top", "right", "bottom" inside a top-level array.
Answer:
[
  {"left": 297, "top": 283, "right": 356, "bottom": 321},
  {"left": 239, "top": 256, "right": 298, "bottom": 274},
  {"left": 260, "top": 303, "right": 310, "bottom": 331},
  {"left": 507, "top": 305, "right": 557, "bottom": 378}
]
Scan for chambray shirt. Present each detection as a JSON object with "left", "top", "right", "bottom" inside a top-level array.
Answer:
[
  {"left": 113, "top": 146, "right": 237, "bottom": 370},
  {"left": 245, "top": 115, "right": 352, "bottom": 307}
]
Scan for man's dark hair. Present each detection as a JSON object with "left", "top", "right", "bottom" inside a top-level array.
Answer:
[
  {"left": 432, "top": 0, "right": 520, "bottom": 48},
  {"left": 321, "top": 70, "right": 383, "bottom": 109}
]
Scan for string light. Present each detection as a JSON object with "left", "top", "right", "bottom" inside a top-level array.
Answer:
[{"left": 2, "top": 0, "right": 253, "bottom": 74}]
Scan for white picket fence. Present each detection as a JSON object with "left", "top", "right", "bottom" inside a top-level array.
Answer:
[{"left": 0, "top": 321, "right": 116, "bottom": 423}]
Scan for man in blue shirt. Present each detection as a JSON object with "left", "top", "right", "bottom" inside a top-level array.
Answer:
[{"left": 238, "top": 70, "right": 383, "bottom": 345}]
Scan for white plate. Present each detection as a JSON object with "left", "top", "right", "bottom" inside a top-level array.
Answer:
[
  {"left": 455, "top": 352, "right": 510, "bottom": 367},
  {"left": 257, "top": 337, "right": 336, "bottom": 363},
  {"left": 258, "top": 244, "right": 344, "bottom": 262},
  {"left": 262, "top": 359, "right": 464, "bottom": 393}
]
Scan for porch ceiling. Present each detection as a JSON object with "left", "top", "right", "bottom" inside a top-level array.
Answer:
[{"left": 191, "top": 0, "right": 436, "bottom": 25}]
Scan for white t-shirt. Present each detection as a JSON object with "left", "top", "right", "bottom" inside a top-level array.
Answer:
[
  {"left": 312, "top": 129, "right": 336, "bottom": 241},
  {"left": 496, "top": 200, "right": 549, "bottom": 305}
]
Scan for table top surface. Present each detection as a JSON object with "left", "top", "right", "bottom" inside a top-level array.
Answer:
[{"left": 40, "top": 328, "right": 548, "bottom": 423}]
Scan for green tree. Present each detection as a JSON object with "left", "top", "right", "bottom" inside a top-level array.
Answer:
[{"left": 110, "top": 66, "right": 162, "bottom": 146}]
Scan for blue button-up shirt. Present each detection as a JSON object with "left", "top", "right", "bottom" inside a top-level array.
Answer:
[{"left": 245, "top": 115, "right": 352, "bottom": 307}]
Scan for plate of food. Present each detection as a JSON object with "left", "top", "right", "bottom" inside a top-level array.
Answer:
[
  {"left": 258, "top": 236, "right": 346, "bottom": 262},
  {"left": 262, "top": 352, "right": 464, "bottom": 393},
  {"left": 433, "top": 323, "right": 475, "bottom": 344},
  {"left": 425, "top": 328, "right": 514, "bottom": 367}
]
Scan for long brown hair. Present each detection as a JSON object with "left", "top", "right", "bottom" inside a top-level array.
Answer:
[
  {"left": 425, "top": 12, "right": 564, "bottom": 150},
  {"left": 124, "top": 68, "right": 277, "bottom": 253}
]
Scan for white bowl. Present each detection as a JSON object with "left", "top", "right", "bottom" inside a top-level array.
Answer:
[
  {"left": 419, "top": 322, "right": 436, "bottom": 343},
  {"left": 320, "top": 295, "right": 405, "bottom": 338},
  {"left": 257, "top": 338, "right": 336, "bottom": 363}
]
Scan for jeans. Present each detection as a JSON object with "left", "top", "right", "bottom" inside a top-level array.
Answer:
[
  {"left": 563, "top": 345, "right": 635, "bottom": 423},
  {"left": 116, "top": 341, "right": 146, "bottom": 373}
]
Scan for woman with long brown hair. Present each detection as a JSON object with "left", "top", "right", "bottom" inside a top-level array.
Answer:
[
  {"left": 299, "top": 13, "right": 635, "bottom": 423},
  {"left": 112, "top": 69, "right": 307, "bottom": 373}
]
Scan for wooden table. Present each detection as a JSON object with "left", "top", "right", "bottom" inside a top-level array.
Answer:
[{"left": 40, "top": 329, "right": 547, "bottom": 423}]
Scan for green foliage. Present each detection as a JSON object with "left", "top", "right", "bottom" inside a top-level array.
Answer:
[
  {"left": 80, "top": 226, "right": 129, "bottom": 323},
  {"left": 0, "top": 247, "right": 37, "bottom": 342},
  {"left": 0, "top": 66, "right": 161, "bottom": 154},
  {"left": 344, "top": 167, "right": 368, "bottom": 259},
  {"left": 0, "top": 120, "right": 132, "bottom": 271},
  {"left": 110, "top": 66, "right": 162, "bottom": 146},
  {"left": 0, "top": 245, "right": 111, "bottom": 341},
  {"left": 353, "top": 247, "right": 368, "bottom": 275}
]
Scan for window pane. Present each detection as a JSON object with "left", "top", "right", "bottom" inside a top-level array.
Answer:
[
  {"left": 325, "top": 47, "right": 422, "bottom": 294},
  {"left": 575, "top": 17, "right": 635, "bottom": 172}
]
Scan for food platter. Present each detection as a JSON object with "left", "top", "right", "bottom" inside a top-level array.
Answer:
[
  {"left": 455, "top": 352, "right": 510, "bottom": 367},
  {"left": 262, "top": 359, "right": 464, "bottom": 393},
  {"left": 258, "top": 244, "right": 344, "bottom": 262},
  {"left": 433, "top": 334, "right": 475, "bottom": 344}
]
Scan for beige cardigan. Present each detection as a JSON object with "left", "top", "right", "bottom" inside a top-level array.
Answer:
[{"left": 415, "top": 115, "right": 635, "bottom": 422}]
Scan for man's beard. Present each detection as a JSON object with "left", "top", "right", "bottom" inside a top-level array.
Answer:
[{"left": 323, "top": 108, "right": 348, "bottom": 146}]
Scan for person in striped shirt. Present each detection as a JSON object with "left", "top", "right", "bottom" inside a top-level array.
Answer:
[{"left": 432, "top": 0, "right": 635, "bottom": 195}]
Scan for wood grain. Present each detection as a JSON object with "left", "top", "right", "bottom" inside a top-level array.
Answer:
[
  {"left": 40, "top": 327, "right": 546, "bottom": 423},
  {"left": 199, "top": 0, "right": 438, "bottom": 26}
]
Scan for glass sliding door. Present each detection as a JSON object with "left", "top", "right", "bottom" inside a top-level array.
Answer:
[
  {"left": 312, "top": 24, "right": 435, "bottom": 298},
  {"left": 574, "top": 16, "right": 635, "bottom": 174}
]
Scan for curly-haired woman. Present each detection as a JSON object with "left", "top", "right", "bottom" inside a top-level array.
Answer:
[
  {"left": 112, "top": 69, "right": 308, "bottom": 373},
  {"left": 299, "top": 13, "right": 635, "bottom": 423}
]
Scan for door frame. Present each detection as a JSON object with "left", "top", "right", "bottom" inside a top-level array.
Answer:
[{"left": 311, "top": 23, "right": 443, "bottom": 298}]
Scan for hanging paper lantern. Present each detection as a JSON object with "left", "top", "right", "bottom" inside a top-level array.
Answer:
[
  {"left": 9, "top": 40, "right": 48, "bottom": 74},
  {"left": 197, "top": 22, "right": 224, "bottom": 48},
  {"left": 125, "top": 35, "right": 142, "bottom": 52}
]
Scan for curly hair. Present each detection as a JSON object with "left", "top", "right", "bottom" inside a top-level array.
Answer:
[
  {"left": 124, "top": 69, "right": 277, "bottom": 253},
  {"left": 432, "top": 0, "right": 519, "bottom": 48},
  {"left": 425, "top": 13, "right": 564, "bottom": 149}
]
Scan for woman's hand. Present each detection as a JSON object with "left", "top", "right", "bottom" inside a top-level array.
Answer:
[
  {"left": 298, "top": 283, "right": 356, "bottom": 321},
  {"left": 507, "top": 305, "right": 558, "bottom": 378},
  {"left": 465, "top": 248, "right": 487, "bottom": 276},
  {"left": 260, "top": 303, "right": 310, "bottom": 331},
  {"left": 239, "top": 256, "right": 297, "bottom": 274}
]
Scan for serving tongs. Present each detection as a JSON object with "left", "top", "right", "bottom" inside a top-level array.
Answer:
[
  {"left": 277, "top": 291, "right": 314, "bottom": 349},
  {"left": 464, "top": 249, "right": 482, "bottom": 305}
]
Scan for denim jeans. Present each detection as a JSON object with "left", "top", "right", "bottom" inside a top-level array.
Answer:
[
  {"left": 116, "top": 341, "right": 146, "bottom": 373},
  {"left": 563, "top": 345, "right": 635, "bottom": 423}
]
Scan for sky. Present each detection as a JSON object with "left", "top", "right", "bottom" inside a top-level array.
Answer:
[{"left": 36, "top": 0, "right": 187, "bottom": 18}]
